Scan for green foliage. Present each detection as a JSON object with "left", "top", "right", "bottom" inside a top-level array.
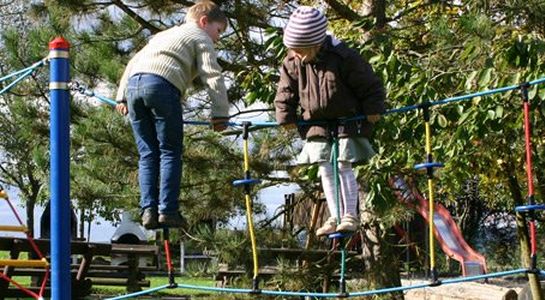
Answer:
[
  {"left": 70, "top": 105, "right": 137, "bottom": 222},
  {"left": 2, "top": 1, "right": 545, "bottom": 293}
]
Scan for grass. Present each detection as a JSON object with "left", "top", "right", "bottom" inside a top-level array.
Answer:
[
  {"left": 0, "top": 274, "right": 222, "bottom": 299},
  {"left": 91, "top": 275, "right": 219, "bottom": 298}
]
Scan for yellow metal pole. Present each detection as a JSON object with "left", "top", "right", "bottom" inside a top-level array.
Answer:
[
  {"left": 0, "top": 225, "right": 27, "bottom": 233},
  {"left": 0, "top": 258, "right": 49, "bottom": 268}
]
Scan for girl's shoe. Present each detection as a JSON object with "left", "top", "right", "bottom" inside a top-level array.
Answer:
[
  {"left": 336, "top": 214, "right": 359, "bottom": 233},
  {"left": 316, "top": 217, "right": 338, "bottom": 236}
]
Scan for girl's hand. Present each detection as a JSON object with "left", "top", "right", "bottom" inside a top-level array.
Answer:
[
  {"left": 211, "top": 117, "right": 229, "bottom": 132},
  {"left": 367, "top": 114, "right": 381, "bottom": 123},
  {"left": 281, "top": 123, "right": 297, "bottom": 130}
]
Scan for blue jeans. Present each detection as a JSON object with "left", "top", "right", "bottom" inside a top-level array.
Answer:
[{"left": 127, "top": 73, "right": 183, "bottom": 214}]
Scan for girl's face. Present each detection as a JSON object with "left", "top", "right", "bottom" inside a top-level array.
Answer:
[{"left": 290, "top": 45, "right": 321, "bottom": 63}]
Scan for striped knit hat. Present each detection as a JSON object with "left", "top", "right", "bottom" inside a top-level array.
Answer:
[{"left": 283, "top": 6, "right": 328, "bottom": 48}]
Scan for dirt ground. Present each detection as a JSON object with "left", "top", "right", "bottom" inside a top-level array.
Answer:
[{"left": 402, "top": 278, "right": 526, "bottom": 300}]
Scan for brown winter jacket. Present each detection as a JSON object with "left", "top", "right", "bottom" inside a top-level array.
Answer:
[{"left": 274, "top": 36, "right": 385, "bottom": 139}]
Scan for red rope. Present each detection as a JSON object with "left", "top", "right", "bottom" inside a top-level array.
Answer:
[
  {"left": 523, "top": 102, "right": 535, "bottom": 197},
  {"left": 530, "top": 222, "right": 537, "bottom": 256},
  {"left": 0, "top": 272, "right": 40, "bottom": 299},
  {"left": 39, "top": 267, "right": 50, "bottom": 297},
  {"left": 3, "top": 196, "right": 46, "bottom": 259},
  {"left": 164, "top": 239, "right": 174, "bottom": 272},
  {"left": 522, "top": 92, "right": 537, "bottom": 258}
]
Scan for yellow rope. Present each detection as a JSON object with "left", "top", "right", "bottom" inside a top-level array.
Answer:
[
  {"left": 427, "top": 178, "right": 436, "bottom": 270},
  {"left": 425, "top": 122, "right": 432, "bottom": 154},
  {"left": 424, "top": 121, "right": 436, "bottom": 272},
  {"left": 242, "top": 138, "right": 259, "bottom": 280},
  {"left": 243, "top": 139, "right": 250, "bottom": 171},
  {"left": 245, "top": 194, "right": 259, "bottom": 279}
]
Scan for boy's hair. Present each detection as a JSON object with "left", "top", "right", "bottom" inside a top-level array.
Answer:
[{"left": 186, "top": 0, "right": 227, "bottom": 25}]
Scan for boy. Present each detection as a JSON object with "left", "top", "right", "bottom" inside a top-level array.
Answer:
[
  {"left": 274, "top": 6, "right": 385, "bottom": 235},
  {"left": 115, "top": 0, "right": 230, "bottom": 229}
]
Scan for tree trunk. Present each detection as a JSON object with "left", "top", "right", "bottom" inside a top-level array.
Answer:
[
  {"left": 26, "top": 198, "right": 35, "bottom": 237},
  {"left": 360, "top": 188, "right": 404, "bottom": 300},
  {"left": 79, "top": 209, "right": 85, "bottom": 240},
  {"left": 503, "top": 159, "right": 544, "bottom": 300},
  {"left": 372, "top": 0, "right": 387, "bottom": 29}
]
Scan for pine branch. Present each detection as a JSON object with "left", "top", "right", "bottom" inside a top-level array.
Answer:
[
  {"left": 323, "top": 0, "right": 361, "bottom": 22},
  {"left": 111, "top": 0, "right": 161, "bottom": 34}
]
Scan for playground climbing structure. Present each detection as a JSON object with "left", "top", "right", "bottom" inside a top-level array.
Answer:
[
  {"left": 0, "top": 36, "right": 544, "bottom": 299},
  {"left": 0, "top": 187, "right": 49, "bottom": 300}
]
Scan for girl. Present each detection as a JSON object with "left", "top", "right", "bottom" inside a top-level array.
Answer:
[{"left": 274, "top": 6, "right": 385, "bottom": 235}]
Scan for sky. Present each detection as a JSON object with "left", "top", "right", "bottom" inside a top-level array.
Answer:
[{"left": 0, "top": 181, "right": 300, "bottom": 243}]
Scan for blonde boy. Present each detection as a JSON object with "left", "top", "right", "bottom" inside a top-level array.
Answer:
[{"left": 115, "top": 0, "right": 230, "bottom": 229}]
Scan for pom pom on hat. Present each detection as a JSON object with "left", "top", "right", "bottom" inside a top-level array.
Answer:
[{"left": 283, "top": 6, "right": 328, "bottom": 48}]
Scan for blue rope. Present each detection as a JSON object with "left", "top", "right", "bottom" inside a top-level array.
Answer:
[
  {"left": 184, "top": 120, "right": 240, "bottom": 127},
  {"left": 0, "top": 68, "right": 34, "bottom": 95},
  {"left": 529, "top": 77, "right": 545, "bottom": 86},
  {"left": 349, "top": 281, "right": 432, "bottom": 297},
  {"left": 0, "top": 58, "right": 48, "bottom": 95},
  {"left": 104, "top": 284, "right": 171, "bottom": 300},
  {"left": 0, "top": 66, "right": 33, "bottom": 83},
  {"left": 0, "top": 58, "right": 47, "bottom": 83},
  {"left": 174, "top": 283, "right": 340, "bottom": 297},
  {"left": 177, "top": 284, "right": 254, "bottom": 294},
  {"left": 430, "top": 85, "right": 520, "bottom": 107},
  {"left": 440, "top": 268, "right": 528, "bottom": 285},
  {"left": 329, "top": 76, "right": 545, "bottom": 123},
  {"left": 72, "top": 75, "right": 545, "bottom": 128},
  {"left": 349, "top": 269, "right": 527, "bottom": 297},
  {"left": 106, "top": 269, "right": 531, "bottom": 299},
  {"left": 261, "top": 289, "right": 343, "bottom": 298},
  {"left": 94, "top": 94, "right": 117, "bottom": 106},
  {"left": 253, "top": 75, "right": 545, "bottom": 125}
]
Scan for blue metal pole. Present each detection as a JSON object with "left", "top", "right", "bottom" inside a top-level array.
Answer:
[{"left": 49, "top": 37, "right": 71, "bottom": 300}]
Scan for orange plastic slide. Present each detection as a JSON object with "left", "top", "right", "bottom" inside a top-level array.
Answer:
[{"left": 390, "top": 176, "right": 487, "bottom": 276}]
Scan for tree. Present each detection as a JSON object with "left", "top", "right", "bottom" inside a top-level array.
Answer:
[
  {"left": 2, "top": 0, "right": 545, "bottom": 299},
  {"left": 0, "top": 1, "right": 53, "bottom": 237},
  {"left": 350, "top": 1, "right": 545, "bottom": 298}
]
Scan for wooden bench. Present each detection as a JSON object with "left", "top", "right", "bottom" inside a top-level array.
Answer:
[
  {"left": 215, "top": 247, "right": 362, "bottom": 288},
  {"left": 0, "top": 237, "right": 159, "bottom": 298},
  {"left": 258, "top": 247, "right": 358, "bottom": 261},
  {"left": 0, "top": 236, "right": 111, "bottom": 298},
  {"left": 215, "top": 265, "right": 280, "bottom": 288},
  {"left": 99, "top": 243, "right": 159, "bottom": 291}
]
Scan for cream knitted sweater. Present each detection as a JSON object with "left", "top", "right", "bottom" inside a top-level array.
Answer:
[{"left": 115, "top": 22, "right": 229, "bottom": 117}]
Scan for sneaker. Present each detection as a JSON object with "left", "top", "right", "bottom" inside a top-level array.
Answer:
[
  {"left": 336, "top": 214, "right": 359, "bottom": 233},
  {"left": 316, "top": 217, "right": 338, "bottom": 236},
  {"left": 158, "top": 212, "right": 186, "bottom": 228},
  {"left": 141, "top": 208, "right": 159, "bottom": 230}
]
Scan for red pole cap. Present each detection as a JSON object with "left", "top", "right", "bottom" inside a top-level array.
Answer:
[{"left": 49, "top": 37, "right": 70, "bottom": 50}]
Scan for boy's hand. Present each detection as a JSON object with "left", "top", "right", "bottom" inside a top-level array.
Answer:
[
  {"left": 211, "top": 117, "right": 229, "bottom": 132},
  {"left": 367, "top": 114, "right": 381, "bottom": 123},
  {"left": 115, "top": 100, "right": 128, "bottom": 116}
]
